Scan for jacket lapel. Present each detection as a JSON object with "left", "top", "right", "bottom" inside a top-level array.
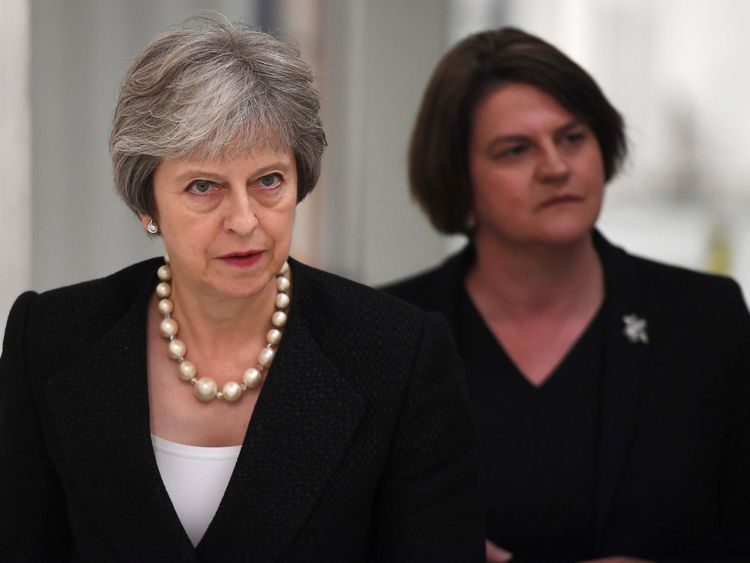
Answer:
[
  {"left": 198, "top": 264, "right": 367, "bottom": 561},
  {"left": 43, "top": 270, "right": 198, "bottom": 561},
  {"left": 594, "top": 232, "right": 653, "bottom": 533}
]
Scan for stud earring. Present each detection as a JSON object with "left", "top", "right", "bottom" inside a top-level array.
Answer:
[
  {"left": 464, "top": 215, "right": 476, "bottom": 231},
  {"left": 147, "top": 219, "right": 159, "bottom": 235}
]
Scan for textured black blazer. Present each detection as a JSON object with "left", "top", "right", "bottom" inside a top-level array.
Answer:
[
  {"left": 0, "top": 258, "right": 484, "bottom": 562},
  {"left": 384, "top": 232, "right": 750, "bottom": 561}
]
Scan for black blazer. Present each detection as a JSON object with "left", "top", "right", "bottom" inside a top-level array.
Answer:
[
  {"left": 384, "top": 232, "right": 750, "bottom": 561},
  {"left": 0, "top": 258, "right": 484, "bottom": 562}
]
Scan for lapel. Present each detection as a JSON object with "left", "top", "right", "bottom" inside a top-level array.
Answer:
[
  {"left": 43, "top": 263, "right": 198, "bottom": 561},
  {"left": 593, "top": 231, "right": 653, "bottom": 532},
  {"left": 197, "top": 267, "right": 367, "bottom": 561}
]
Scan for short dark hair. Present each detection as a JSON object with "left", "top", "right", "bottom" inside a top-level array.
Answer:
[{"left": 409, "top": 27, "right": 627, "bottom": 234}]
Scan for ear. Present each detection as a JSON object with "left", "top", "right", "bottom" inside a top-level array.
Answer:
[{"left": 139, "top": 214, "right": 152, "bottom": 231}]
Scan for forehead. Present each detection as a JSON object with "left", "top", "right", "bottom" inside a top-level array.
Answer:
[
  {"left": 472, "top": 83, "right": 578, "bottom": 137},
  {"left": 180, "top": 129, "right": 292, "bottom": 162},
  {"left": 158, "top": 144, "right": 295, "bottom": 178}
]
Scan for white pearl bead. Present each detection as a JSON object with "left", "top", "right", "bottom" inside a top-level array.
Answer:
[
  {"left": 178, "top": 360, "right": 197, "bottom": 381},
  {"left": 243, "top": 368, "right": 262, "bottom": 388},
  {"left": 272, "top": 311, "right": 287, "bottom": 328},
  {"left": 194, "top": 377, "right": 218, "bottom": 401},
  {"left": 275, "top": 293, "right": 290, "bottom": 309},
  {"left": 164, "top": 253, "right": 170, "bottom": 264},
  {"left": 222, "top": 381, "right": 243, "bottom": 402},
  {"left": 266, "top": 328, "right": 282, "bottom": 345},
  {"left": 156, "top": 282, "right": 171, "bottom": 298},
  {"left": 168, "top": 339, "right": 186, "bottom": 359},
  {"left": 258, "top": 346, "right": 275, "bottom": 368},
  {"left": 157, "top": 265, "right": 172, "bottom": 281},
  {"left": 159, "top": 318, "right": 179, "bottom": 338},
  {"left": 279, "top": 262, "right": 289, "bottom": 275},
  {"left": 276, "top": 276, "right": 290, "bottom": 292},
  {"left": 158, "top": 298, "right": 173, "bottom": 315}
]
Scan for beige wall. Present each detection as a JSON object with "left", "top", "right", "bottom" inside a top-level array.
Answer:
[
  {"left": 0, "top": 0, "right": 31, "bottom": 336},
  {"left": 5, "top": 0, "right": 749, "bottom": 340}
]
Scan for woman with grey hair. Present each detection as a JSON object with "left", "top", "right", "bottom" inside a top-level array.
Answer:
[{"left": 0, "top": 18, "right": 483, "bottom": 561}]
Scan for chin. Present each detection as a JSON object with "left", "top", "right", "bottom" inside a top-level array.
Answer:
[
  {"left": 207, "top": 277, "right": 272, "bottom": 301},
  {"left": 538, "top": 222, "right": 594, "bottom": 247},
  {"left": 213, "top": 263, "right": 280, "bottom": 295}
]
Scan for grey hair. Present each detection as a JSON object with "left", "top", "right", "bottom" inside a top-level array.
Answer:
[{"left": 110, "top": 17, "right": 327, "bottom": 218}]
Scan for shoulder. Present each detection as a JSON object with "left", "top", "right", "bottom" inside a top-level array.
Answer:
[
  {"left": 3, "top": 258, "right": 159, "bottom": 359},
  {"left": 639, "top": 254, "right": 740, "bottom": 293},
  {"left": 610, "top": 241, "right": 746, "bottom": 313},
  {"left": 598, "top": 235, "right": 750, "bottom": 356},
  {"left": 292, "top": 258, "right": 433, "bottom": 332},
  {"left": 290, "top": 259, "right": 458, "bottom": 382},
  {"left": 288, "top": 260, "right": 472, "bottom": 459},
  {"left": 642, "top": 259, "right": 748, "bottom": 338},
  {"left": 596, "top": 230, "right": 745, "bottom": 309},
  {"left": 380, "top": 246, "right": 473, "bottom": 311},
  {"left": 30, "top": 258, "right": 159, "bottom": 310},
  {"left": 382, "top": 264, "right": 447, "bottom": 303},
  {"left": 20, "top": 258, "right": 158, "bottom": 327}
]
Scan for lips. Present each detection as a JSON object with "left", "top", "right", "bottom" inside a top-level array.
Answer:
[
  {"left": 539, "top": 194, "right": 582, "bottom": 209},
  {"left": 219, "top": 250, "right": 264, "bottom": 267}
]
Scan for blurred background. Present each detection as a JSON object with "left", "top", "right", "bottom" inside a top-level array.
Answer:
[{"left": 2, "top": 0, "right": 750, "bottom": 333}]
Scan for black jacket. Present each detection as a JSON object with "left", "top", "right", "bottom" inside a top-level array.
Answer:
[
  {"left": 384, "top": 232, "right": 750, "bottom": 561},
  {"left": 0, "top": 258, "right": 484, "bottom": 562}
]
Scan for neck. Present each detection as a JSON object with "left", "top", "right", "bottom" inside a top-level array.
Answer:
[
  {"left": 169, "top": 278, "right": 278, "bottom": 356},
  {"left": 466, "top": 231, "right": 604, "bottom": 323}
]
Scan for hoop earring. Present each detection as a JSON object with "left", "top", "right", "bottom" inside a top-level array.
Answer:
[{"left": 146, "top": 219, "right": 159, "bottom": 235}]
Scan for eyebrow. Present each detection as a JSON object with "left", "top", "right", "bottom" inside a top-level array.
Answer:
[{"left": 174, "top": 161, "right": 294, "bottom": 183}]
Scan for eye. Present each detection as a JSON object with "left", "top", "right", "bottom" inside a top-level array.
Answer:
[
  {"left": 563, "top": 130, "right": 587, "bottom": 145},
  {"left": 506, "top": 145, "right": 526, "bottom": 157},
  {"left": 494, "top": 144, "right": 527, "bottom": 160},
  {"left": 186, "top": 179, "right": 217, "bottom": 194},
  {"left": 257, "top": 173, "right": 282, "bottom": 189}
]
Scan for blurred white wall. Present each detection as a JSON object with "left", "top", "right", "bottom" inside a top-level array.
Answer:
[
  {"left": 442, "top": 0, "right": 750, "bottom": 299},
  {"left": 3, "top": 0, "right": 750, "bottom": 339},
  {"left": 0, "top": 0, "right": 31, "bottom": 337},
  {"left": 300, "top": 0, "right": 453, "bottom": 283}
]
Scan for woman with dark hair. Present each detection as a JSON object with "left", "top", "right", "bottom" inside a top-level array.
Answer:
[
  {"left": 0, "top": 18, "right": 484, "bottom": 561},
  {"left": 385, "top": 27, "right": 750, "bottom": 562}
]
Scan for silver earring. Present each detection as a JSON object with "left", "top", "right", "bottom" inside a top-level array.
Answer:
[{"left": 146, "top": 219, "right": 159, "bottom": 234}]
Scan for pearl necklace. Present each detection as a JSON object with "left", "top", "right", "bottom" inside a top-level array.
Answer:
[{"left": 154, "top": 256, "right": 291, "bottom": 403}]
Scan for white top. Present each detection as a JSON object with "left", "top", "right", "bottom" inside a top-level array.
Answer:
[{"left": 151, "top": 434, "right": 241, "bottom": 547}]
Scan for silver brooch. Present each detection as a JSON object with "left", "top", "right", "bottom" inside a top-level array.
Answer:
[{"left": 622, "top": 314, "right": 649, "bottom": 344}]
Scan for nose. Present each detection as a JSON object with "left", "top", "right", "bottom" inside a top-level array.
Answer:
[
  {"left": 223, "top": 190, "right": 259, "bottom": 235},
  {"left": 537, "top": 145, "right": 570, "bottom": 184}
]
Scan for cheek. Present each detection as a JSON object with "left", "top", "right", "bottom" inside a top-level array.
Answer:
[
  {"left": 162, "top": 219, "right": 214, "bottom": 259},
  {"left": 267, "top": 205, "right": 296, "bottom": 240},
  {"left": 472, "top": 167, "right": 525, "bottom": 211},
  {"left": 586, "top": 168, "right": 606, "bottom": 203},
  {"left": 584, "top": 146, "right": 607, "bottom": 185},
  {"left": 469, "top": 161, "right": 499, "bottom": 203}
]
